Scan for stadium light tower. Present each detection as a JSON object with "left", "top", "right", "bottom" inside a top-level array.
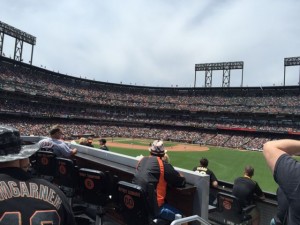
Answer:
[
  {"left": 194, "top": 61, "right": 244, "bottom": 88},
  {"left": 0, "top": 21, "right": 36, "bottom": 64},
  {"left": 284, "top": 57, "right": 300, "bottom": 86}
]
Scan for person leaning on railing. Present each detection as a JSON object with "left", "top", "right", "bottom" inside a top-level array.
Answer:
[{"left": 133, "top": 140, "right": 186, "bottom": 222}]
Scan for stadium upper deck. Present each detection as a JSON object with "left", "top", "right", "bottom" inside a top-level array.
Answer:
[
  {"left": 1, "top": 56, "right": 300, "bottom": 150},
  {"left": 1, "top": 56, "right": 299, "bottom": 111}
]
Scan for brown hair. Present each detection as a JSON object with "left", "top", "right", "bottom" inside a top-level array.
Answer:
[
  {"left": 200, "top": 158, "right": 208, "bottom": 167},
  {"left": 49, "top": 125, "right": 61, "bottom": 135},
  {"left": 244, "top": 165, "right": 254, "bottom": 177}
]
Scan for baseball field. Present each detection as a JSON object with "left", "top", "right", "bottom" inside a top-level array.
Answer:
[{"left": 89, "top": 138, "right": 285, "bottom": 193}]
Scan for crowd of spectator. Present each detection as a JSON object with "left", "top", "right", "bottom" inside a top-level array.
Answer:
[
  {"left": 0, "top": 117, "right": 278, "bottom": 150},
  {"left": 1, "top": 60, "right": 300, "bottom": 115},
  {"left": 1, "top": 97, "right": 300, "bottom": 133},
  {"left": 1, "top": 59, "right": 300, "bottom": 151}
]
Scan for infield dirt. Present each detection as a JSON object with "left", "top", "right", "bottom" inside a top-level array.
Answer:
[{"left": 106, "top": 141, "right": 209, "bottom": 152}]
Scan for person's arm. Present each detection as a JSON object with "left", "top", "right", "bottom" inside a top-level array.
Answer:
[
  {"left": 210, "top": 171, "right": 218, "bottom": 188},
  {"left": 212, "top": 180, "right": 218, "bottom": 188},
  {"left": 254, "top": 182, "right": 265, "bottom": 200},
  {"left": 58, "top": 142, "right": 76, "bottom": 158},
  {"left": 263, "top": 139, "right": 300, "bottom": 173},
  {"left": 164, "top": 163, "right": 186, "bottom": 187},
  {"left": 71, "top": 148, "right": 77, "bottom": 155}
]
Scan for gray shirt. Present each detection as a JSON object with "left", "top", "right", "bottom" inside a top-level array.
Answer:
[{"left": 38, "top": 138, "right": 73, "bottom": 158}]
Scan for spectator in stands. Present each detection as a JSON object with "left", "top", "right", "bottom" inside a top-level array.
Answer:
[
  {"left": 232, "top": 165, "right": 265, "bottom": 225},
  {"left": 99, "top": 138, "right": 109, "bottom": 151},
  {"left": 193, "top": 157, "right": 218, "bottom": 205},
  {"left": 79, "top": 137, "right": 88, "bottom": 146},
  {"left": 133, "top": 140, "right": 186, "bottom": 221},
  {"left": 193, "top": 157, "right": 218, "bottom": 187},
  {"left": 270, "top": 188, "right": 288, "bottom": 225},
  {"left": 263, "top": 139, "right": 300, "bottom": 225},
  {"left": 86, "top": 137, "right": 94, "bottom": 147},
  {"left": 0, "top": 125, "right": 76, "bottom": 224},
  {"left": 162, "top": 153, "right": 170, "bottom": 163},
  {"left": 38, "top": 125, "right": 77, "bottom": 158}
]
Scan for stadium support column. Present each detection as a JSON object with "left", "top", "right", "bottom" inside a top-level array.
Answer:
[
  {"left": 222, "top": 67, "right": 230, "bottom": 87},
  {"left": 30, "top": 44, "right": 34, "bottom": 65},
  {"left": 14, "top": 38, "right": 23, "bottom": 62},
  {"left": 284, "top": 64, "right": 286, "bottom": 86},
  {"left": 241, "top": 67, "right": 244, "bottom": 87},
  {"left": 0, "top": 32, "right": 4, "bottom": 56},
  {"left": 205, "top": 70, "right": 212, "bottom": 87},
  {"left": 194, "top": 70, "right": 197, "bottom": 88}
]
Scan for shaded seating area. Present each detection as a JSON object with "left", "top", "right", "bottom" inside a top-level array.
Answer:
[
  {"left": 211, "top": 192, "right": 256, "bottom": 225},
  {"left": 56, "top": 157, "right": 79, "bottom": 205},
  {"left": 29, "top": 149, "right": 119, "bottom": 225},
  {"left": 78, "top": 168, "right": 117, "bottom": 225},
  {"left": 117, "top": 181, "right": 170, "bottom": 225},
  {"left": 31, "top": 150, "right": 57, "bottom": 181},
  {"left": 28, "top": 140, "right": 279, "bottom": 225}
]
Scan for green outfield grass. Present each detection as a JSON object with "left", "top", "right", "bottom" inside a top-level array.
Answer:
[
  {"left": 87, "top": 139, "right": 279, "bottom": 193},
  {"left": 89, "top": 138, "right": 298, "bottom": 193}
]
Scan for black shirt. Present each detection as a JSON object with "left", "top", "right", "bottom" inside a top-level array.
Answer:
[
  {"left": 232, "top": 176, "right": 263, "bottom": 207},
  {"left": 0, "top": 167, "right": 76, "bottom": 225},
  {"left": 274, "top": 154, "right": 300, "bottom": 225},
  {"left": 99, "top": 145, "right": 109, "bottom": 151},
  {"left": 192, "top": 166, "right": 218, "bottom": 187}
]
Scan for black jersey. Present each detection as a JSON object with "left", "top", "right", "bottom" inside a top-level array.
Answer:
[
  {"left": 193, "top": 166, "right": 218, "bottom": 187},
  {"left": 232, "top": 176, "right": 263, "bottom": 207},
  {"left": 0, "top": 167, "right": 76, "bottom": 225}
]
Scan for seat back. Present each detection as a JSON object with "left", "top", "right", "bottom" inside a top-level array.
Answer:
[
  {"left": 56, "top": 157, "right": 78, "bottom": 195},
  {"left": 117, "top": 181, "right": 151, "bottom": 225},
  {"left": 78, "top": 168, "right": 108, "bottom": 206},
  {"left": 35, "top": 150, "right": 57, "bottom": 177},
  {"left": 217, "top": 192, "right": 250, "bottom": 224}
]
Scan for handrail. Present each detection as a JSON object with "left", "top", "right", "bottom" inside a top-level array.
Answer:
[{"left": 170, "top": 215, "right": 211, "bottom": 225}]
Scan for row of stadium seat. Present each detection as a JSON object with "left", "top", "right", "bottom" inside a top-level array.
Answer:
[
  {"left": 30, "top": 150, "right": 254, "bottom": 225},
  {"left": 29, "top": 151, "right": 188, "bottom": 225}
]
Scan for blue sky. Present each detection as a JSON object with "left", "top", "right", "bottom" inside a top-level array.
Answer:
[{"left": 1, "top": 0, "right": 300, "bottom": 87}]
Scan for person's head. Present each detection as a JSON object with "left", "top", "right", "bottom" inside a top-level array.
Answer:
[
  {"left": 162, "top": 153, "right": 170, "bottom": 163},
  {"left": 149, "top": 140, "right": 166, "bottom": 157},
  {"left": 0, "top": 125, "right": 39, "bottom": 168},
  {"left": 87, "top": 137, "right": 93, "bottom": 144},
  {"left": 79, "top": 137, "right": 88, "bottom": 145},
  {"left": 99, "top": 139, "right": 106, "bottom": 145},
  {"left": 200, "top": 158, "right": 208, "bottom": 167},
  {"left": 244, "top": 165, "right": 254, "bottom": 177},
  {"left": 49, "top": 125, "right": 64, "bottom": 139}
]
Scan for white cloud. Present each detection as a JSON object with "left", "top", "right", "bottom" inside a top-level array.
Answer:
[{"left": 1, "top": 0, "right": 300, "bottom": 87}]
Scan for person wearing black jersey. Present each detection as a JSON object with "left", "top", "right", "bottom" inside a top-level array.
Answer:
[
  {"left": 193, "top": 157, "right": 218, "bottom": 205},
  {"left": 99, "top": 138, "right": 109, "bottom": 151},
  {"left": 0, "top": 125, "right": 76, "bottom": 225},
  {"left": 232, "top": 165, "right": 265, "bottom": 225}
]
